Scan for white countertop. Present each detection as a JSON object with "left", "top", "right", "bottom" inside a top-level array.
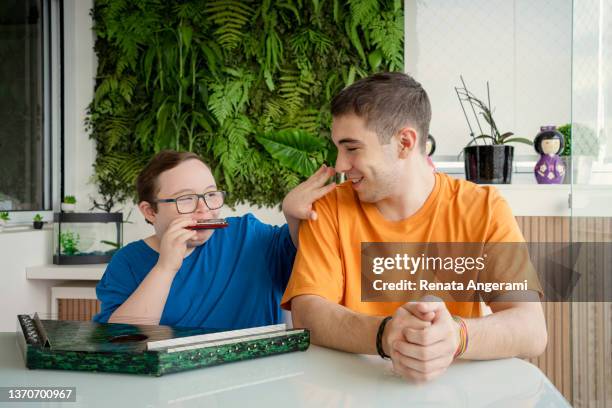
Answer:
[{"left": 0, "top": 333, "right": 569, "bottom": 407}]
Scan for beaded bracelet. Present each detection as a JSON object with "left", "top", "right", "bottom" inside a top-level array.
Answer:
[{"left": 452, "top": 315, "right": 468, "bottom": 358}]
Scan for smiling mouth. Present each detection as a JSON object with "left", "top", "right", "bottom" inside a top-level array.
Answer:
[{"left": 349, "top": 177, "right": 364, "bottom": 187}]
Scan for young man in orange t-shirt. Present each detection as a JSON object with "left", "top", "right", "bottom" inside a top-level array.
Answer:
[{"left": 281, "top": 72, "right": 547, "bottom": 382}]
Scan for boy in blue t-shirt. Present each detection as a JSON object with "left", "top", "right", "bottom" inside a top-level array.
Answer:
[{"left": 94, "top": 150, "right": 335, "bottom": 330}]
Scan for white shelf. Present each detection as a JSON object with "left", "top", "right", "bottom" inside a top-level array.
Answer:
[
  {"left": 26, "top": 264, "right": 106, "bottom": 280},
  {"left": 493, "top": 184, "right": 570, "bottom": 217},
  {"left": 492, "top": 184, "right": 612, "bottom": 217}
]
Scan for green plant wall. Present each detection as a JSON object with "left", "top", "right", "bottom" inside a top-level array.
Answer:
[{"left": 88, "top": 0, "right": 404, "bottom": 208}]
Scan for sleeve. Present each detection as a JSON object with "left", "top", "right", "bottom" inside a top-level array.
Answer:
[
  {"left": 486, "top": 190, "right": 526, "bottom": 243},
  {"left": 480, "top": 190, "right": 543, "bottom": 303},
  {"left": 92, "top": 250, "right": 139, "bottom": 323},
  {"left": 281, "top": 193, "right": 345, "bottom": 310}
]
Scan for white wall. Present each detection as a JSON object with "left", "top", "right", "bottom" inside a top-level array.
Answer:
[
  {"left": 62, "top": 0, "right": 98, "bottom": 206},
  {"left": 405, "top": 0, "right": 573, "bottom": 159},
  {"left": 0, "top": 229, "right": 63, "bottom": 331}
]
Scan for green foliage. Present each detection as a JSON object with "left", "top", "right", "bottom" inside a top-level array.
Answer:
[
  {"left": 33, "top": 214, "right": 43, "bottom": 222},
  {"left": 0, "top": 211, "right": 9, "bottom": 222},
  {"left": 557, "top": 123, "right": 599, "bottom": 157},
  {"left": 60, "top": 231, "right": 80, "bottom": 256},
  {"left": 88, "top": 0, "right": 404, "bottom": 207},
  {"left": 63, "top": 195, "right": 76, "bottom": 204}
]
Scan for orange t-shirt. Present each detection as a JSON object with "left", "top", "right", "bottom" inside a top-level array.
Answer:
[{"left": 281, "top": 172, "right": 538, "bottom": 318}]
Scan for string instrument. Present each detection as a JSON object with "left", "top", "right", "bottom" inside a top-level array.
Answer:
[{"left": 17, "top": 314, "right": 309, "bottom": 376}]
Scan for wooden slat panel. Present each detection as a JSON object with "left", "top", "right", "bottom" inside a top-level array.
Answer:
[
  {"left": 517, "top": 216, "right": 572, "bottom": 403},
  {"left": 56, "top": 299, "right": 101, "bottom": 321}
]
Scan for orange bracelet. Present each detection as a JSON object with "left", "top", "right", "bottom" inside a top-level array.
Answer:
[{"left": 452, "top": 315, "right": 468, "bottom": 358}]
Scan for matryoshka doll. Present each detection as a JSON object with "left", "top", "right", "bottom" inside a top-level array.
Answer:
[{"left": 534, "top": 126, "right": 566, "bottom": 184}]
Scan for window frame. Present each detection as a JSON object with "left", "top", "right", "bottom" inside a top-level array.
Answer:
[{"left": 4, "top": 0, "right": 62, "bottom": 225}]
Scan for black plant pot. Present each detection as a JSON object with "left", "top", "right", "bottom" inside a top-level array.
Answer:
[
  {"left": 464, "top": 145, "right": 514, "bottom": 184},
  {"left": 33, "top": 221, "right": 44, "bottom": 229}
]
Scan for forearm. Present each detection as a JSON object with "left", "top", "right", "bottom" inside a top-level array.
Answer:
[
  {"left": 291, "top": 295, "right": 383, "bottom": 354},
  {"left": 108, "top": 264, "right": 176, "bottom": 325},
  {"left": 460, "top": 302, "right": 547, "bottom": 360},
  {"left": 283, "top": 211, "right": 300, "bottom": 247}
]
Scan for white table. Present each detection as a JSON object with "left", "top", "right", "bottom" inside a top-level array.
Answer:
[{"left": 0, "top": 333, "right": 570, "bottom": 407}]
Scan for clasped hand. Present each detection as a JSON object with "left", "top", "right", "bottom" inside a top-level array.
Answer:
[{"left": 383, "top": 298, "right": 460, "bottom": 382}]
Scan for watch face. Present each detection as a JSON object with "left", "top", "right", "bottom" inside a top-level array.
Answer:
[{"left": 187, "top": 218, "right": 229, "bottom": 229}]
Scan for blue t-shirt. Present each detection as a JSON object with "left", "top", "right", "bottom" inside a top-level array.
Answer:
[{"left": 93, "top": 214, "right": 296, "bottom": 330}]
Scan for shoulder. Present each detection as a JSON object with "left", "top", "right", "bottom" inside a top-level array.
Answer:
[
  {"left": 312, "top": 181, "right": 358, "bottom": 215},
  {"left": 438, "top": 173, "right": 505, "bottom": 208},
  {"left": 225, "top": 213, "right": 276, "bottom": 230},
  {"left": 108, "top": 240, "right": 151, "bottom": 263},
  {"left": 223, "top": 213, "right": 286, "bottom": 238}
]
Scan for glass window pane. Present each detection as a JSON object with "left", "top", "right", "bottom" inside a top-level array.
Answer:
[{"left": 0, "top": 0, "right": 44, "bottom": 211}]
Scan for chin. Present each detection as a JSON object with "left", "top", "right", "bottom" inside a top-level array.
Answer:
[
  {"left": 187, "top": 230, "right": 214, "bottom": 247},
  {"left": 356, "top": 189, "right": 378, "bottom": 203}
]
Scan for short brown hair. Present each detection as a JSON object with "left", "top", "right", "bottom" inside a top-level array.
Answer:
[
  {"left": 136, "top": 150, "right": 206, "bottom": 211},
  {"left": 331, "top": 72, "right": 431, "bottom": 152}
]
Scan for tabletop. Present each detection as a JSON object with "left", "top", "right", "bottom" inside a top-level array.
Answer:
[{"left": 0, "top": 332, "right": 570, "bottom": 407}]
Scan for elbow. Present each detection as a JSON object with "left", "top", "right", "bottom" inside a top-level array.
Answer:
[
  {"left": 524, "top": 321, "right": 548, "bottom": 358},
  {"left": 290, "top": 295, "right": 315, "bottom": 329}
]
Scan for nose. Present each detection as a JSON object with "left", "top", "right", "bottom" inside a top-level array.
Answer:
[
  {"left": 334, "top": 150, "right": 351, "bottom": 173},
  {"left": 194, "top": 196, "right": 209, "bottom": 213}
]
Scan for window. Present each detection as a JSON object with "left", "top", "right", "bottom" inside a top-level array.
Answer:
[{"left": 0, "top": 0, "right": 58, "bottom": 214}]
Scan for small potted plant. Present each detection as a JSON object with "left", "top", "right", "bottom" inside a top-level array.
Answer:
[
  {"left": 557, "top": 123, "right": 599, "bottom": 184},
  {"left": 0, "top": 211, "right": 9, "bottom": 232},
  {"left": 61, "top": 195, "right": 77, "bottom": 212},
  {"left": 33, "top": 213, "right": 44, "bottom": 229},
  {"left": 456, "top": 77, "right": 533, "bottom": 184}
]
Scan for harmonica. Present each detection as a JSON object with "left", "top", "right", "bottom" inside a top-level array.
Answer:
[{"left": 187, "top": 218, "right": 228, "bottom": 230}]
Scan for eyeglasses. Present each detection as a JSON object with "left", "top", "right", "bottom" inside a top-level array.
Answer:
[{"left": 156, "top": 191, "right": 226, "bottom": 214}]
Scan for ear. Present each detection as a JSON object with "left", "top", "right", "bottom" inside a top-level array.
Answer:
[
  {"left": 396, "top": 127, "right": 419, "bottom": 158},
  {"left": 138, "top": 201, "right": 157, "bottom": 224}
]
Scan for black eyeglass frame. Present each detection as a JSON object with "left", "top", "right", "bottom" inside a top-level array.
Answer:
[{"left": 155, "top": 191, "right": 227, "bottom": 214}]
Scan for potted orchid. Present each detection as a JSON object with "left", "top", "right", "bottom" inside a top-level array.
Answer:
[{"left": 456, "top": 77, "right": 533, "bottom": 184}]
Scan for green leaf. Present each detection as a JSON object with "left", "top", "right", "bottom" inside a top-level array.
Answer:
[
  {"left": 347, "top": 21, "right": 366, "bottom": 63},
  {"left": 347, "top": 66, "right": 356, "bottom": 86},
  {"left": 502, "top": 137, "right": 534, "bottom": 146},
  {"left": 368, "top": 49, "right": 383, "bottom": 70},
  {"left": 255, "top": 129, "right": 327, "bottom": 177},
  {"left": 264, "top": 69, "right": 275, "bottom": 91},
  {"left": 180, "top": 25, "right": 193, "bottom": 50}
]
